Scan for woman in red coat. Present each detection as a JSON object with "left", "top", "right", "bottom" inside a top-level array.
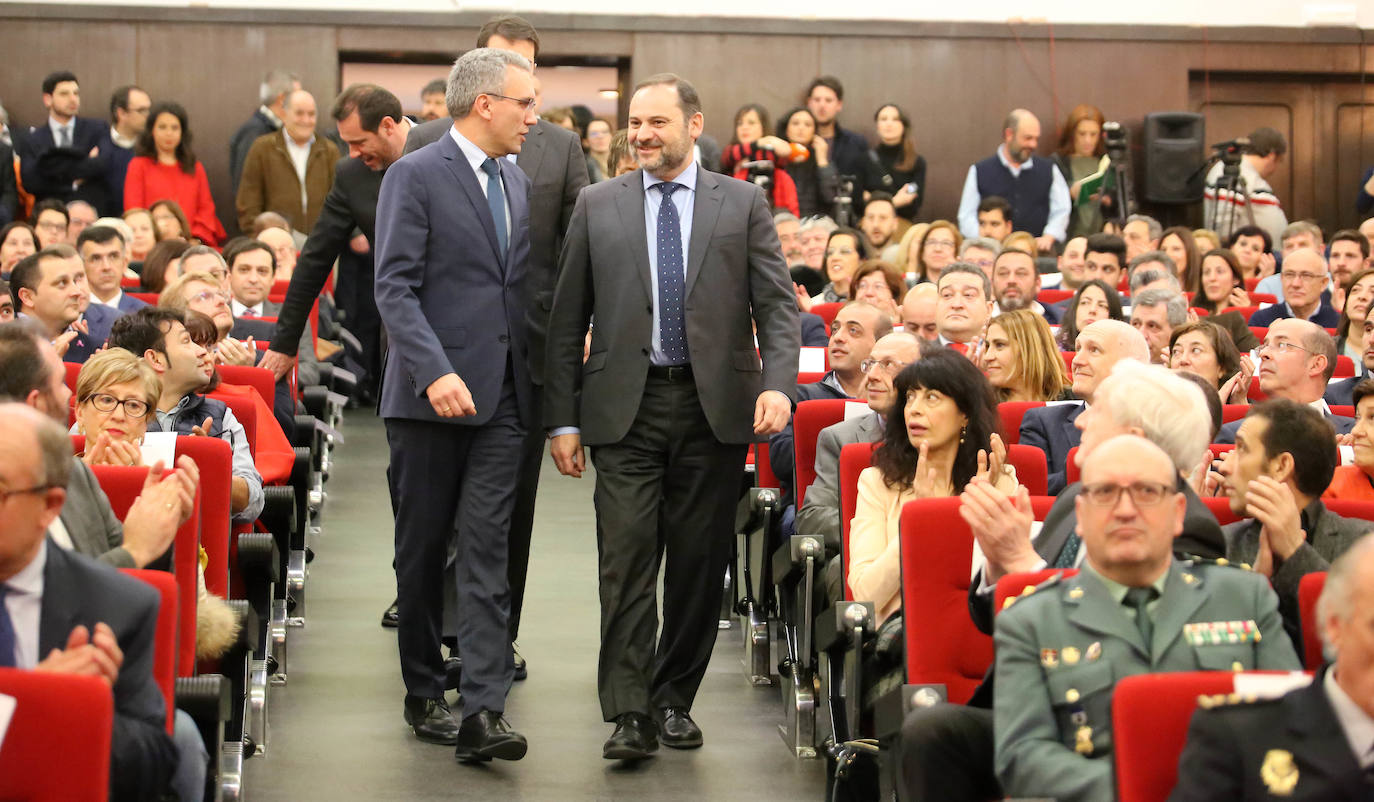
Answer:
[{"left": 124, "top": 101, "right": 226, "bottom": 247}]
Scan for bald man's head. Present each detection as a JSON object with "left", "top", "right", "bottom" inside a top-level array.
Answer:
[{"left": 1075, "top": 433, "right": 1186, "bottom": 586}]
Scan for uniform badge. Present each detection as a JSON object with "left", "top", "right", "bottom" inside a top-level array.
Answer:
[
  {"left": 1063, "top": 646, "right": 1081, "bottom": 665},
  {"left": 1041, "top": 649, "right": 1059, "bottom": 668},
  {"left": 1085, "top": 641, "right": 1102, "bottom": 661},
  {"left": 1074, "top": 725, "right": 1093, "bottom": 755},
  {"left": 1182, "top": 573, "right": 1196, "bottom": 584},
  {"left": 1260, "top": 749, "right": 1298, "bottom": 796},
  {"left": 1068, "top": 587, "right": 1084, "bottom": 600}
]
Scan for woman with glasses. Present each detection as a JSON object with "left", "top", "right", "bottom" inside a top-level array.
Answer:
[
  {"left": 849, "top": 349, "right": 1016, "bottom": 626},
  {"left": 850, "top": 260, "right": 904, "bottom": 323},
  {"left": 810, "top": 227, "right": 869, "bottom": 305},
  {"left": 582, "top": 117, "right": 614, "bottom": 183},
  {"left": 125, "top": 102, "right": 225, "bottom": 247},
  {"left": 1056, "top": 278, "right": 1123, "bottom": 350},
  {"left": 913, "top": 220, "right": 961, "bottom": 284},
  {"left": 980, "top": 309, "right": 1071, "bottom": 402}
]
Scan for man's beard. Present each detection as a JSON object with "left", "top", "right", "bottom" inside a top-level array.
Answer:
[{"left": 999, "top": 293, "right": 1032, "bottom": 312}]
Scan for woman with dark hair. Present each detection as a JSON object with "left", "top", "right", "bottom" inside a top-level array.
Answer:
[
  {"left": 582, "top": 117, "right": 613, "bottom": 183},
  {"left": 1168, "top": 319, "right": 1250, "bottom": 404},
  {"left": 810, "top": 227, "right": 869, "bottom": 304},
  {"left": 872, "top": 104, "right": 926, "bottom": 221},
  {"left": 720, "top": 103, "right": 799, "bottom": 215},
  {"left": 150, "top": 199, "right": 192, "bottom": 242},
  {"left": 1336, "top": 268, "right": 1374, "bottom": 371},
  {"left": 1194, "top": 248, "right": 1251, "bottom": 314},
  {"left": 1056, "top": 278, "right": 1123, "bottom": 350},
  {"left": 1052, "top": 104, "right": 1111, "bottom": 239},
  {"left": 124, "top": 101, "right": 225, "bottom": 246},
  {"left": 1227, "top": 224, "right": 1275, "bottom": 280},
  {"left": 913, "top": 220, "right": 961, "bottom": 284},
  {"left": 848, "top": 349, "right": 1015, "bottom": 624},
  {"left": 0, "top": 220, "right": 38, "bottom": 275},
  {"left": 1159, "top": 225, "right": 1201, "bottom": 291},
  {"left": 1325, "top": 379, "right": 1374, "bottom": 501},
  {"left": 776, "top": 107, "right": 838, "bottom": 218},
  {"left": 139, "top": 238, "right": 190, "bottom": 294}
]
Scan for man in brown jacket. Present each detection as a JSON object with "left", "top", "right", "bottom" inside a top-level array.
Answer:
[{"left": 235, "top": 89, "right": 339, "bottom": 235}]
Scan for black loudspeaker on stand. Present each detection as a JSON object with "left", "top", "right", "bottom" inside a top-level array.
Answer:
[{"left": 1143, "top": 112, "right": 1205, "bottom": 205}]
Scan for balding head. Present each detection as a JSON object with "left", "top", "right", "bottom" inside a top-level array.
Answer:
[
  {"left": 902, "top": 284, "right": 938, "bottom": 342},
  {"left": 863, "top": 332, "right": 923, "bottom": 415},
  {"left": 0, "top": 402, "right": 71, "bottom": 580},
  {"left": 1260, "top": 318, "right": 1336, "bottom": 402},
  {"left": 1318, "top": 534, "right": 1374, "bottom": 711},
  {"left": 283, "top": 89, "right": 318, "bottom": 146},
  {"left": 1279, "top": 248, "right": 1330, "bottom": 318},
  {"left": 1002, "top": 109, "right": 1041, "bottom": 164},
  {"left": 1070, "top": 319, "right": 1150, "bottom": 402},
  {"left": 1075, "top": 433, "right": 1186, "bottom": 587}
]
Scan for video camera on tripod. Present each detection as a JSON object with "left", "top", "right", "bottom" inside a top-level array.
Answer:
[
  {"left": 739, "top": 159, "right": 775, "bottom": 210},
  {"left": 832, "top": 174, "right": 858, "bottom": 228},
  {"left": 1100, "top": 121, "right": 1135, "bottom": 224},
  {"left": 1201, "top": 136, "right": 1252, "bottom": 234}
]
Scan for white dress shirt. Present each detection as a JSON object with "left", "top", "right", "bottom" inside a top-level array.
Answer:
[
  {"left": 231, "top": 299, "right": 264, "bottom": 318},
  {"left": 446, "top": 126, "right": 513, "bottom": 243},
  {"left": 48, "top": 116, "right": 74, "bottom": 148},
  {"left": 283, "top": 130, "right": 314, "bottom": 214},
  {"left": 91, "top": 290, "right": 124, "bottom": 311},
  {"left": 3, "top": 539, "right": 48, "bottom": 669},
  {"left": 1324, "top": 668, "right": 1374, "bottom": 769}
]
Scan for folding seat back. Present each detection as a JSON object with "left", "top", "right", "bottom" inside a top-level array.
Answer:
[
  {"left": 0, "top": 668, "right": 113, "bottom": 802},
  {"left": 838, "top": 441, "right": 880, "bottom": 601},
  {"left": 1200, "top": 496, "right": 1244, "bottom": 526},
  {"left": 997, "top": 401, "right": 1045, "bottom": 446},
  {"left": 1113, "top": 671, "right": 1244, "bottom": 802},
  {"left": 1006, "top": 444, "right": 1048, "bottom": 496},
  {"left": 120, "top": 568, "right": 179, "bottom": 732},
  {"left": 995, "top": 569, "right": 1078, "bottom": 616},
  {"left": 1220, "top": 405, "right": 1249, "bottom": 424},
  {"left": 794, "top": 399, "right": 864, "bottom": 509},
  {"left": 809, "top": 302, "right": 842, "bottom": 330},
  {"left": 1298, "top": 572, "right": 1327, "bottom": 671}
]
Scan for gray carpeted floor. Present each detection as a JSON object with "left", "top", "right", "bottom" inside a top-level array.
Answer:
[{"left": 243, "top": 411, "right": 826, "bottom": 801}]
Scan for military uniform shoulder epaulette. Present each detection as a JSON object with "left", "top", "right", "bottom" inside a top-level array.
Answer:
[
  {"left": 1195, "top": 692, "right": 1278, "bottom": 710},
  {"left": 1181, "top": 555, "right": 1254, "bottom": 572},
  {"left": 1000, "top": 573, "right": 1064, "bottom": 612}
]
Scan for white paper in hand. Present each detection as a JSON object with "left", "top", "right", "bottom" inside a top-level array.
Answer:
[
  {"left": 140, "top": 431, "right": 178, "bottom": 469},
  {"left": 798, "top": 347, "right": 827, "bottom": 374}
]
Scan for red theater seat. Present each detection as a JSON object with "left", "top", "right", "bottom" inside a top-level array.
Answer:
[
  {"left": 120, "top": 568, "right": 179, "bottom": 732},
  {"left": 0, "top": 668, "right": 114, "bottom": 802},
  {"left": 1298, "top": 572, "right": 1326, "bottom": 671},
  {"left": 997, "top": 401, "right": 1045, "bottom": 446}
]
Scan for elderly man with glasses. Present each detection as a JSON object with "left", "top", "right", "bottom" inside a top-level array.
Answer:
[
  {"left": 1217, "top": 318, "right": 1354, "bottom": 443},
  {"left": 1248, "top": 248, "right": 1340, "bottom": 328}
]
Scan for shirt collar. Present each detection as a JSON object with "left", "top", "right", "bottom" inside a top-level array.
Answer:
[
  {"left": 110, "top": 129, "right": 137, "bottom": 150},
  {"left": 283, "top": 129, "right": 314, "bottom": 150},
  {"left": 1309, "top": 397, "right": 1332, "bottom": 417},
  {"left": 1324, "top": 668, "right": 1374, "bottom": 768},
  {"left": 260, "top": 105, "right": 284, "bottom": 129},
  {"left": 91, "top": 290, "right": 122, "bottom": 309},
  {"left": 231, "top": 299, "right": 263, "bottom": 318},
  {"left": 4, "top": 537, "right": 47, "bottom": 597},
  {"left": 1078, "top": 559, "right": 1170, "bottom": 605},
  {"left": 997, "top": 144, "right": 1034, "bottom": 172},
  {"left": 48, "top": 116, "right": 72, "bottom": 135},
  {"left": 447, "top": 125, "right": 502, "bottom": 177},
  {"left": 643, "top": 158, "right": 699, "bottom": 195}
]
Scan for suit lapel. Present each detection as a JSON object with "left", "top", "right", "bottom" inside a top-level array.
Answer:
[
  {"left": 685, "top": 168, "right": 722, "bottom": 297},
  {"left": 439, "top": 134, "right": 504, "bottom": 265},
  {"left": 1065, "top": 571, "right": 1150, "bottom": 659},
  {"left": 38, "top": 542, "right": 79, "bottom": 656},
  {"left": 1150, "top": 562, "right": 1207, "bottom": 661},
  {"left": 614, "top": 173, "right": 653, "bottom": 302},
  {"left": 1062, "top": 404, "right": 1085, "bottom": 448},
  {"left": 516, "top": 122, "right": 547, "bottom": 183}
]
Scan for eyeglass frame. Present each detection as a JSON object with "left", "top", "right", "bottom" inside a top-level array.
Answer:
[
  {"left": 484, "top": 93, "right": 538, "bottom": 113},
  {"left": 0, "top": 484, "right": 58, "bottom": 504},
  {"left": 860, "top": 358, "right": 911, "bottom": 375},
  {"left": 1256, "top": 341, "right": 1316, "bottom": 356},
  {"left": 81, "top": 392, "right": 151, "bottom": 419},
  {"left": 1079, "top": 481, "right": 1176, "bottom": 507}
]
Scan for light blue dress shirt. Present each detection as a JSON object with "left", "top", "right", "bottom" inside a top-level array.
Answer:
[
  {"left": 957, "top": 145, "right": 1070, "bottom": 243},
  {"left": 447, "top": 126, "right": 512, "bottom": 243},
  {"left": 643, "top": 160, "right": 697, "bottom": 365}
]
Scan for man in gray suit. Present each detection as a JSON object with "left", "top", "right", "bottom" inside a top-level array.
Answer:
[
  {"left": 1221, "top": 399, "right": 1371, "bottom": 647},
  {"left": 400, "top": 16, "right": 589, "bottom": 662},
  {"left": 374, "top": 47, "right": 536, "bottom": 761},
  {"left": 993, "top": 434, "right": 1300, "bottom": 802},
  {"left": 545, "top": 73, "right": 798, "bottom": 759}
]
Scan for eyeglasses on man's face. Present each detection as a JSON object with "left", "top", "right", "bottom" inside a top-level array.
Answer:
[
  {"left": 1079, "top": 481, "right": 1174, "bottom": 507},
  {"left": 486, "top": 93, "right": 537, "bottom": 114}
]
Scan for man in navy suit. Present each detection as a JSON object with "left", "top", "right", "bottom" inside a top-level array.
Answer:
[
  {"left": 1218, "top": 318, "right": 1354, "bottom": 443},
  {"left": 9, "top": 245, "right": 114, "bottom": 364},
  {"left": 18, "top": 71, "right": 113, "bottom": 215},
  {"left": 374, "top": 47, "right": 537, "bottom": 762},
  {"left": 1247, "top": 249, "right": 1340, "bottom": 329},
  {"left": 78, "top": 226, "right": 146, "bottom": 316},
  {"left": 1019, "top": 319, "right": 1149, "bottom": 494}
]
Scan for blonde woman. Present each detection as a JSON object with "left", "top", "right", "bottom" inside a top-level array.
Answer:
[{"left": 980, "top": 309, "right": 1072, "bottom": 402}]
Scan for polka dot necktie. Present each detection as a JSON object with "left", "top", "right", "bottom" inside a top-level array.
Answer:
[
  {"left": 655, "top": 182, "right": 688, "bottom": 365},
  {"left": 481, "top": 157, "right": 508, "bottom": 263},
  {"left": 0, "top": 585, "right": 15, "bottom": 667}
]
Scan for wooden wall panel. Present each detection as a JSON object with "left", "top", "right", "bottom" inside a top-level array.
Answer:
[
  {"left": 0, "top": 21, "right": 137, "bottom": 132},
  {"left": 1336, "top": 102, "right": 1374, "bottom": 231}
]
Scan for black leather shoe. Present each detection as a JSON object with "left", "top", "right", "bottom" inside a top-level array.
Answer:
[
  {"left": 603, "top": 712, "right": 658, "bottom": 760},
  {"left": 403, "top": 695, "right": 459, "bottom": 744},
  {"left": 380, "top": 599, "right": 399, "bottom": 628},
  {"left": 443, "top": 656, "right": 462, "bottom": 690},
  {"left": 454, "top": 711, "right": 527, "bottom": 762},
  {"left": 656, "top": 707, "right": 703, "bottom": 749},
  {"left": 512, "top": 645, "right": 527, "bottom": 681}
]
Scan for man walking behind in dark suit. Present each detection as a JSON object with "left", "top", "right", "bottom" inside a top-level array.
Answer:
[
  {"left": 545, "top": 73, "right": 799, "bottom": 760},
  {"left": 374, "top": 47, "right": 537, "bottom": 762}
]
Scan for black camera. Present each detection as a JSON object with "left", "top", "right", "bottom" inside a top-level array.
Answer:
[
  {"left": 833, "top": 174, "right": 858, "bottom": 228},
  {"left": 1102, "top": 121, "right": 1128, "bottom": 161},
  {"left": 1211, "top": 137, "right": 1250, "bottom": 169},
  {"left": 740, "top": 160, "right": 775, "bottom": 208}
]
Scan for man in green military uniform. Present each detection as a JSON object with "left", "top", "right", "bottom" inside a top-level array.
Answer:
[{"left": 994, "top": 434, "right": 1301, "bottom": 802}]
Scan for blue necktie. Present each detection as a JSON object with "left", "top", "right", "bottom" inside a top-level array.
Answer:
[
  {"left": 481, "top": 157, "right": 508, "bottom": 263},
  {"left": 0, "top": 585, "right": 16, "bottom": 668},
  {"left": 655, "top": 182, "right": 688, "bottom": 365}
]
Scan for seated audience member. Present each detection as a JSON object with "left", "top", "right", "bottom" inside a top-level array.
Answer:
[
  {"left": 159, "top": 271, "right": 257, "bottom": 362},
  {"left": 1334, "top": 267, "right": 1374, "bottom": 370},
  {"left": 179, "top": 244, "right": 230, "bottom": 287},
  {"left": 1217, "top": 319, "right": 1354, "bottom": 443},
  {"left": 799, "top": 312, "right": 829, "bottom": 347},
  {"left": 1025, "top": 319, "right": 1149, "bottom": 494},
  {"left": 1159, "top": 225, "right": 1201, "bottom": 290},
  {"left": 871, "top": 104, "right": 925, "bottom": 221},
  {"left": 776, "top": 107, "right": 838, "bottom": 219},
  {"left": 1169, "top": 320, "right": 1250, "bottom": 404},
  {"left": 1045, "top": 234, "right": 1087, "bottom": 291},
  {"left": 1055, "top": 278, "right": 1123, "bottom": 351},
  {"left": 65, "top": 200, "right": 98, "bottom": 244},
  {"left": 991, "top": 434, "right": 1300, "bottom": 802},
  {"left": 1228, "top": 224, "right": 1276, "bottom": 281},
  {"left": 859, "top": 193, "right": 899, "bottom": 257},
  {"left": 1126, "top": 251, "right": 1180, "bottom": 295},
  {"left": 981, "top": 309, "right": 1070, "bottom": 402},
  {"left": 107, "top": 307, "right": 264, "bottom": 522},
  {"left": 1251, "top": 221, "right": 1325, "bottom": 302},
  {"left": 1001, "top": 231, "right": 1037, "bottom": 259},
  {"left": 1, "top": 221, "right": 40, "bottom": 275},
  {"left": 796, "top": 332, "right": 923, "bottom": 581},
  {"left": 256, "top": 225, "right": 298, "bottom": 282},
  {"left": 1325, "top": 318, "right": 1374, "bottom": 407},
  {"left": 913, "top": 220, "right": 961, "bottom": 284},
  {"left": 78, "top": 225, "right": 147, "bottom": 314},
  {"left": 976, "top": 196, "right": 1013, "bottom": 242},
  {"left": 849, "top": 260, "right": 904, "bottom": 324},
  {"left": 893, "top": 222, "right": 928, "bottom": 280},
  {"left": 810, "top": 227, "right": 868, "bottom": 306},
  {"left": 9, "top": 245, "right": 115, "bottom": 363},
  {"left": 1130, "top": 288, "right": 1188, "bottom": 364},
  {"left": 1193, "top": 247, "right": 1252, "bottom": 314},
  {"left": 0, "top": 288, "right": 12, "bottom": 321},
  {"left": 1122, "top": 213, "right": 1161, "bottom": 261},
  {"left": 991, "top": 248, "right": 1057, "bottom": 322},
  {"left": 31, "top": 199, "right": 70, "bottom": 249},
  {"left": 1328, "top": 228, "right": 1371, "bottom": 304},
  {"left": 138, "top": 238, "right": 189, "bottom": 294},
  {"left": 775, "top": 211, "right": 804, "bottom": 267},
  {"left": 1171, "top": 533, "right": 1374, "bottom": 801},
  {"left": 0, "top": 402, "right": 181, "bottom": 802},
  {"left": 249, "top": 211, "right": 291, "bottom": 239},
  {"left": 121, "top": 208, "right": 156, "bottom": 262},
  {"left": 936, "top": 263, "right": 994, "bottom": 349},
  {"left": 1193, "top": 228, "right": 1221, "bottom": 255},
  {"left": 768, "top": 300, "right": 889, "bottom": 512},
  {"left": 797, "top": 214, "right": 837, "bottom": 285},
  {"left": 223, "top": 238, "right": 318, "bottom": 382},
  {"left": 849, "top": 349, "right": 1015, "bottom": 624},
  {"left": 1222, "top": 400, "right": 1368, "bottom": 641},
  {"left": 1081, "top": 231, "right": 1127, "bottom": 289},
  {"left": 957, "top": 236, "right": 999, "bottom": 277},
  {"left": 1362, "top": 217, "right": 1374, "bottom": 256},
  {"left": 900, "top": 283, "right": 939, "bottom": 342},
  {"left": 149, "top": 199, "right": 193, "bottom": 247}
]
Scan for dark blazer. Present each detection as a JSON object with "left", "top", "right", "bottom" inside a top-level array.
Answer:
[
  {"left": 229, "top": 109, "right": 279, "bottom": 194},
  {"left": 1248, "top": 301, "right": 1340, "bottom": 329},
  {"left": 1171, "top": 668, "right": 1368, "bottom": 801},
  {"left": 59, "top": 457, "right": 136, "bottom": 568},
  {"left": 268, "top": 154, "right": 382, "bottom": 359},
  {"left": 1323, "top": 376, "right": 1360, "bottom": 407},
  {"left": 0, "top": 141, "right": 17, "bottom": 225},
  {"left": 1018, "top": 402, "right": 1085, "bottom": 495},
  {"left": 545, "top": 165, "right": 800, "bottom": 445},
  {"left": 801, "top": 311, "right": 829, "bottom": 347},
  {"left": 1216, "top": 409, "right": 1354, "bottom": 444},
  {"left": 40, "top": 541, "right": 177, "bottom": 800},
  {"left": 406, "top": 117, "right": 589, "bottom": 384},
  {"left": 374, "top": 133, "right": 534, "bottom": 426},
  {"left": 64, "top": 302, "right": 118, "bottom": 364},
  {"left": 18, "top": 116, "right": 113, "bottom": 212},
  {"left": 112, "top": 293, "right": 149, "bottom": 315}
]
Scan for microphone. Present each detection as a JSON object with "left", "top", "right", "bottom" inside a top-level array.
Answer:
[{"left": 787, "top": 141, "right": 810, "bottom": 162}]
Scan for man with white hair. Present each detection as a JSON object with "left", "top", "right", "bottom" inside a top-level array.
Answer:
[
  {"left": 1020, "top": 319, "right": 1150, "bottom": 494},
  {"left": 1170, "top": 533, "right": 1374, "bottom": 800},
  {"left": 1130, "top": 288, "right": 1188, "bottom": 364}
]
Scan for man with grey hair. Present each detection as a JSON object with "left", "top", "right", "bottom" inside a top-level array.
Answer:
[
  {"left": 229, "top": 68, "right": 301, "bottom": 194},
  {"left": 1122, "top": 213, "right": 1161, "bottom": 261},
  {"left": 957, "top": 108, "right": 1070, "bottom": 252},
  {"left": 236, "top": 89, "right": 340, "bottom": 236},
  {"left": 958, "top": 236, "right": 1001, "bottom": 276},
  {"left": 1131, "top": 288, "right": 1188, "bottom": 363},
  {"left": 1171, "top": 532, "right": 1374, "bottom": 800},
  {"left": 65, "top": 199, "right": 97, "bottom": 244},
  {"left": 1127, "top": 250, "right": 1180, "bottom": 295},
  {"left": 375, "top": 46, "right": 537, "bottom": 761},
  {"left": 797, "top": 213, "right": 837, "bottom": 276},
  {"left": 1252, "top": 220, "right": 1329, "bottom": 303}
]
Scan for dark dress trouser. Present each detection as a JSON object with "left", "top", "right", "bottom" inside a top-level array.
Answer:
[
  {"left": 897, "top": 704, "right": 1001, "bottom": 802},
  {"left": 386, "top": 365, "right": 523, "bottom": 716},
  {"left": 589, "top": 372, "right": 749, "bottom": 721}
]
